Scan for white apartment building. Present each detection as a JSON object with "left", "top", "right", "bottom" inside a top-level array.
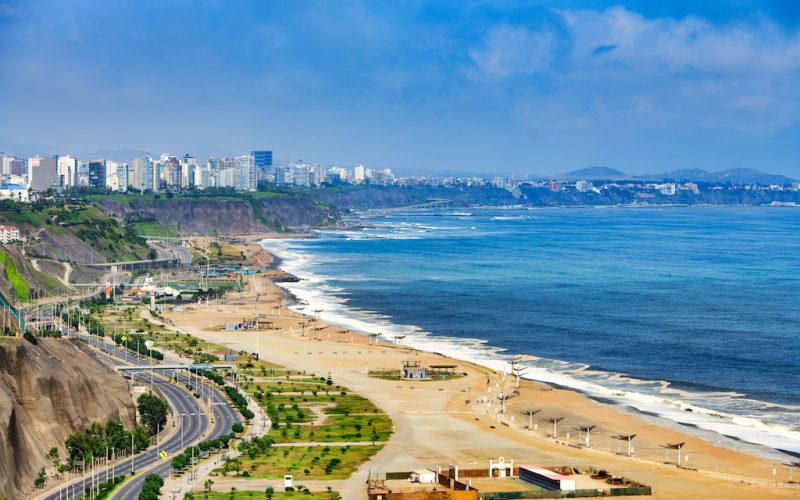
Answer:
[
  {"left": 105, "top": 161, "right": 129, "bottom": 192},
  {"left": 354, "top": 164, "right": 365, "bottom": 183},
  {"left": 56, "top": 155, "right": 78, "bottom": 188},
  {"left": 575, "top": 180, "right": 594, "bottom": 192},
  {"left": 0, "top": 225, "right": 20, "bottom": 244},
  {"left": 656, "top": 183, "right": 677, "bottom": 195},
  {"left": 216, "top": 167, "right": 236, "bottom": 188},
  {"left": 193, "top": 164, "right": 210, "bottom": 190},
  {"left": 234, "top": 155, "right": 256, "bottom": 191}
]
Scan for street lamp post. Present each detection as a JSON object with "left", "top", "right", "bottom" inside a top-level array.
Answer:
[{"left": 68, "top": 447, "right": 87, "bottom": 500}]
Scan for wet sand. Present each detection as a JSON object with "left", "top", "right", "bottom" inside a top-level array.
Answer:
[{"left": 161, "top": 240, "right": 799, "bottom": 499}]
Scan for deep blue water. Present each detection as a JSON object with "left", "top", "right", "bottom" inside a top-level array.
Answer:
[{"left": 264, "top": 206, "right": 800, "bottom": 452}]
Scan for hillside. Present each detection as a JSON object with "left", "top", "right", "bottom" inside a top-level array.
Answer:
[
  {"left": 308, "top": 184, "right": 800, "bottom": 210},
  {"left": 309, "top": 185, "right": 520, "bottom": 210},
  {"left": 92, "top": 192, "right": 338, "bottom": 234},
  {"left": 636, "top": 168, "right": 797, "bottom": 185},
  {"left": 0, "top": 246, "right": 70, "bottom": 306},
  {"left": 560, "top": 166, "right": 630, "bottom": 180},
  {"left": 0, "top": 202, "right": 151, "bottom": 263},
  {"left": 0, "top": 337, "right": 136, "bottom": 499}
]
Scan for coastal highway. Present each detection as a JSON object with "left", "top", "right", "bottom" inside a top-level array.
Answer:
[
  {"left": 42, "top": 332, "right": 241, "bottom": 500},
  {"left": 112, "top": 365, "right": 241, "bottom": 499},
  {"left": 43, "top": 353, "right": 207, "bottom": 500}
]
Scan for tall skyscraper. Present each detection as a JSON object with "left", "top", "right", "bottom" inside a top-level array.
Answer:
[
  {"left": 104, "top": 160, "right": 127, "bottom": 192},
  {"left": 234, "top": 155, "right": 256, "bottom": 191},
  {"left": 56, "top": 155, "right": 78, "bottom": 188},
  {"left": 87, "top": 160, "right": 107, "bottom": 189},
  {"left": 180, "top": 154, "right": 196, "bottom": 189},
  {"left": 130, "top": 156, "right": 155, "bottom": 192},
  {"left": 27, "top": 156, "right": 58, "bottom": 191},
  {"left": 252, "top": 150, "right": 273, "bottom": 172}
]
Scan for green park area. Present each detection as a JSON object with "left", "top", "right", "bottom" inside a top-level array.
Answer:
[{"left": 205, "top": 361, "right": 392, "bottom": 481}]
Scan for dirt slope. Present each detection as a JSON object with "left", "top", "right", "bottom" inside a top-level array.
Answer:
[{"left": 0, "top": 338, "right": 136, "bottom": 499}]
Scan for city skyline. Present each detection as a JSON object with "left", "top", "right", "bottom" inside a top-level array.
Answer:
[{"left": 2, "top": 1, "right": 800, "bottom": 176}]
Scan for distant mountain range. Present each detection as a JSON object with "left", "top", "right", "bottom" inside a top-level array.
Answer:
[
  {"left": 559, "top": 167, "right": 630, "bottom": 180},
  {"left": 635, "top": 168, "right": 797, "bottom": 185},
  {"left": 561, "top": 166, "right": 797, "bottom": 185}
]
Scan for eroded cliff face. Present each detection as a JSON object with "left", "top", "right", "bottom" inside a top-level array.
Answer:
[
  {"left": 94, "top": 196, "right": 338, "bottom": 234},
  {"left": 0, "top": 338, "right": 136, "bottom": 499}
]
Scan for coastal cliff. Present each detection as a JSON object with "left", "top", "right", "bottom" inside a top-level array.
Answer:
[
  {"left": 309, "top": 184, "right": 800, "bottom": 209},
  {"left": 94, "top": 195, "right": 338, "bottom": 234},
  {"left": 0, "top": 338, "right": 136, "bottom": 499}
]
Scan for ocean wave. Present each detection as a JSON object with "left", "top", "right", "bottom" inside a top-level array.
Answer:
[
  {"left": 491, "top": 215, "right": 534, "bottom": 221},
  {"left": 260, "top": 236, "right": 800, "bottom": 459}
]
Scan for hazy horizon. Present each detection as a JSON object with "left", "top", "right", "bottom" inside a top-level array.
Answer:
[{"left": 1, "top": 0, "right": 799, "bottom": 176}]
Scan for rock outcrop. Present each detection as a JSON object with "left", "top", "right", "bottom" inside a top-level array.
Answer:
[{"left": 0, "top": 338, "right": 136, "bottom": 499}]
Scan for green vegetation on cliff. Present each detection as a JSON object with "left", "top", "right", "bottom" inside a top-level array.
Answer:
[
  {"left": 0, "top": 249, "right": 28, "bottom": 301},
  {"left": 129, "top": 220, "right": 179, "bottom": 238},
  {"left": 0, "top": 202, "right": 150, "bottom": 262}
]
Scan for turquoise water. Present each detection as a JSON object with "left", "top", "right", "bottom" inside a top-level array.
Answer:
[{"left": 262, "top": 206, "right": 800, "bottom": 456}]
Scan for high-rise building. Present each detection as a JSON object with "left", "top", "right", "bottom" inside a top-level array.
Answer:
[
  {"left": 87, "top": 160, "right": 107, "bottom": 189},
  {"left": 354, "top": 164, "right": 366, "bottom": 183},
  {"left": 180, "top": 155, "right": 196, "bottom": 189},
  {"left": 252, "top": 150, "right": 273, "bottom": 172},
  {"left": 273, "top": 164, "right": 286, "bottom": 185},
  {"left": 193, "top": 164, "right": 209, "bottom": 190},
  {"left": 27, "top": 156, "right": 58, "bottom": 191},
  {"left": 105, "top": 161, "right": 127, "bottom": 192},
  {"left": 216, "top": 167, "right": 236, "bottom": 188},
  {"left": 0, "top": 156, "right": 24, "bottom": 176},
  {"left": 0, "top": 156, "right": 13, "bottom": 176},
  {"left": 56, "top": 155, "right": 79, "bottom": 188},
  {"left": 234, "top": 155, "right": 256, "bottom": 191},
  {"left": 130, "top": 156, "right": 155, "bottom": 192}
]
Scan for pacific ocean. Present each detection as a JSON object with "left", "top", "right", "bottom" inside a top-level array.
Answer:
[{"left": 262, "top": 206, "right": 800, "bottom": 456}]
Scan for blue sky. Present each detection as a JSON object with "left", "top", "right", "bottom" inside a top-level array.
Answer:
[{"left": 1, "top": 0, "right": 799, "bottom": 176}]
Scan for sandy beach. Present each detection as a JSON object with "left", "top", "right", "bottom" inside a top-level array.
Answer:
[{"left": 160, "top": 238, "right": 800, "bottom": 499}]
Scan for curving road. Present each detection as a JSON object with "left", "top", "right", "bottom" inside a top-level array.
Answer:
[{"left": 42, "top": 330, "right": 241, "bottom": 500}]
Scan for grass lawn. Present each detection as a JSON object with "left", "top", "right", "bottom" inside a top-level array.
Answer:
[
  {"left": 270, "top": 413, "right": 392, "bottom": 443},
  {"left": 233, "top": 444, "right": 383, "bottom": 479},
  {"left": 241, "top": 376, "right": 393, "bottom": 444},
  {"left": 131, "top": 220, "right": 179, "bottom": 238}
]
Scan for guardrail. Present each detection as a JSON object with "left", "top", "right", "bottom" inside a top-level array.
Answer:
[{"left": 0, "top": 290, "right": 24, "bottom": 331}]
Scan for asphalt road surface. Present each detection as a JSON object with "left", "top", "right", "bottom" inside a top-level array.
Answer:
[{"left": 42, "top": 331, "right": 241, "bottom": 500}]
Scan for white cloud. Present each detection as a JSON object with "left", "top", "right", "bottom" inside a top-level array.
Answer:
[
  {"left": 564, "top": 6, "right": 800, "bottom": 74},
  {"left": 470, "top": 6, "right": 800, "bottom": 135},
  {"left": 468, "top": 24, "right": 562, "bottom": 78}
]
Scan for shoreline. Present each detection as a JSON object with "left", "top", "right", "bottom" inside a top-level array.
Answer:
[
  {"left": 257, "top": 229, "right": 800, "bottom": 463},
  {"left": 161, "top": 233, "right": 800, "bottom": 498}
]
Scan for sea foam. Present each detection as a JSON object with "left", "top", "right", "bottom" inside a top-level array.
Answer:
[{"left": 261, "top": 230, "right": 800, "bottom": 461}]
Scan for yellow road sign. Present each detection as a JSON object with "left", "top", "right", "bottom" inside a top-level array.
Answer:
[
  {"left": 121, "top": 335, "right": 127, "bottom": 342},
  {"left": 159, "top": 450, "right": 168, "bottom": 460}
]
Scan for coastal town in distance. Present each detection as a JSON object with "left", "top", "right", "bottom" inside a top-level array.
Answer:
[
  {"left": 5, "top": 150, "right": 800, "bottom": 205},
  {"left": 2, "top": 1, "right": 800, "bottom": 500}
]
